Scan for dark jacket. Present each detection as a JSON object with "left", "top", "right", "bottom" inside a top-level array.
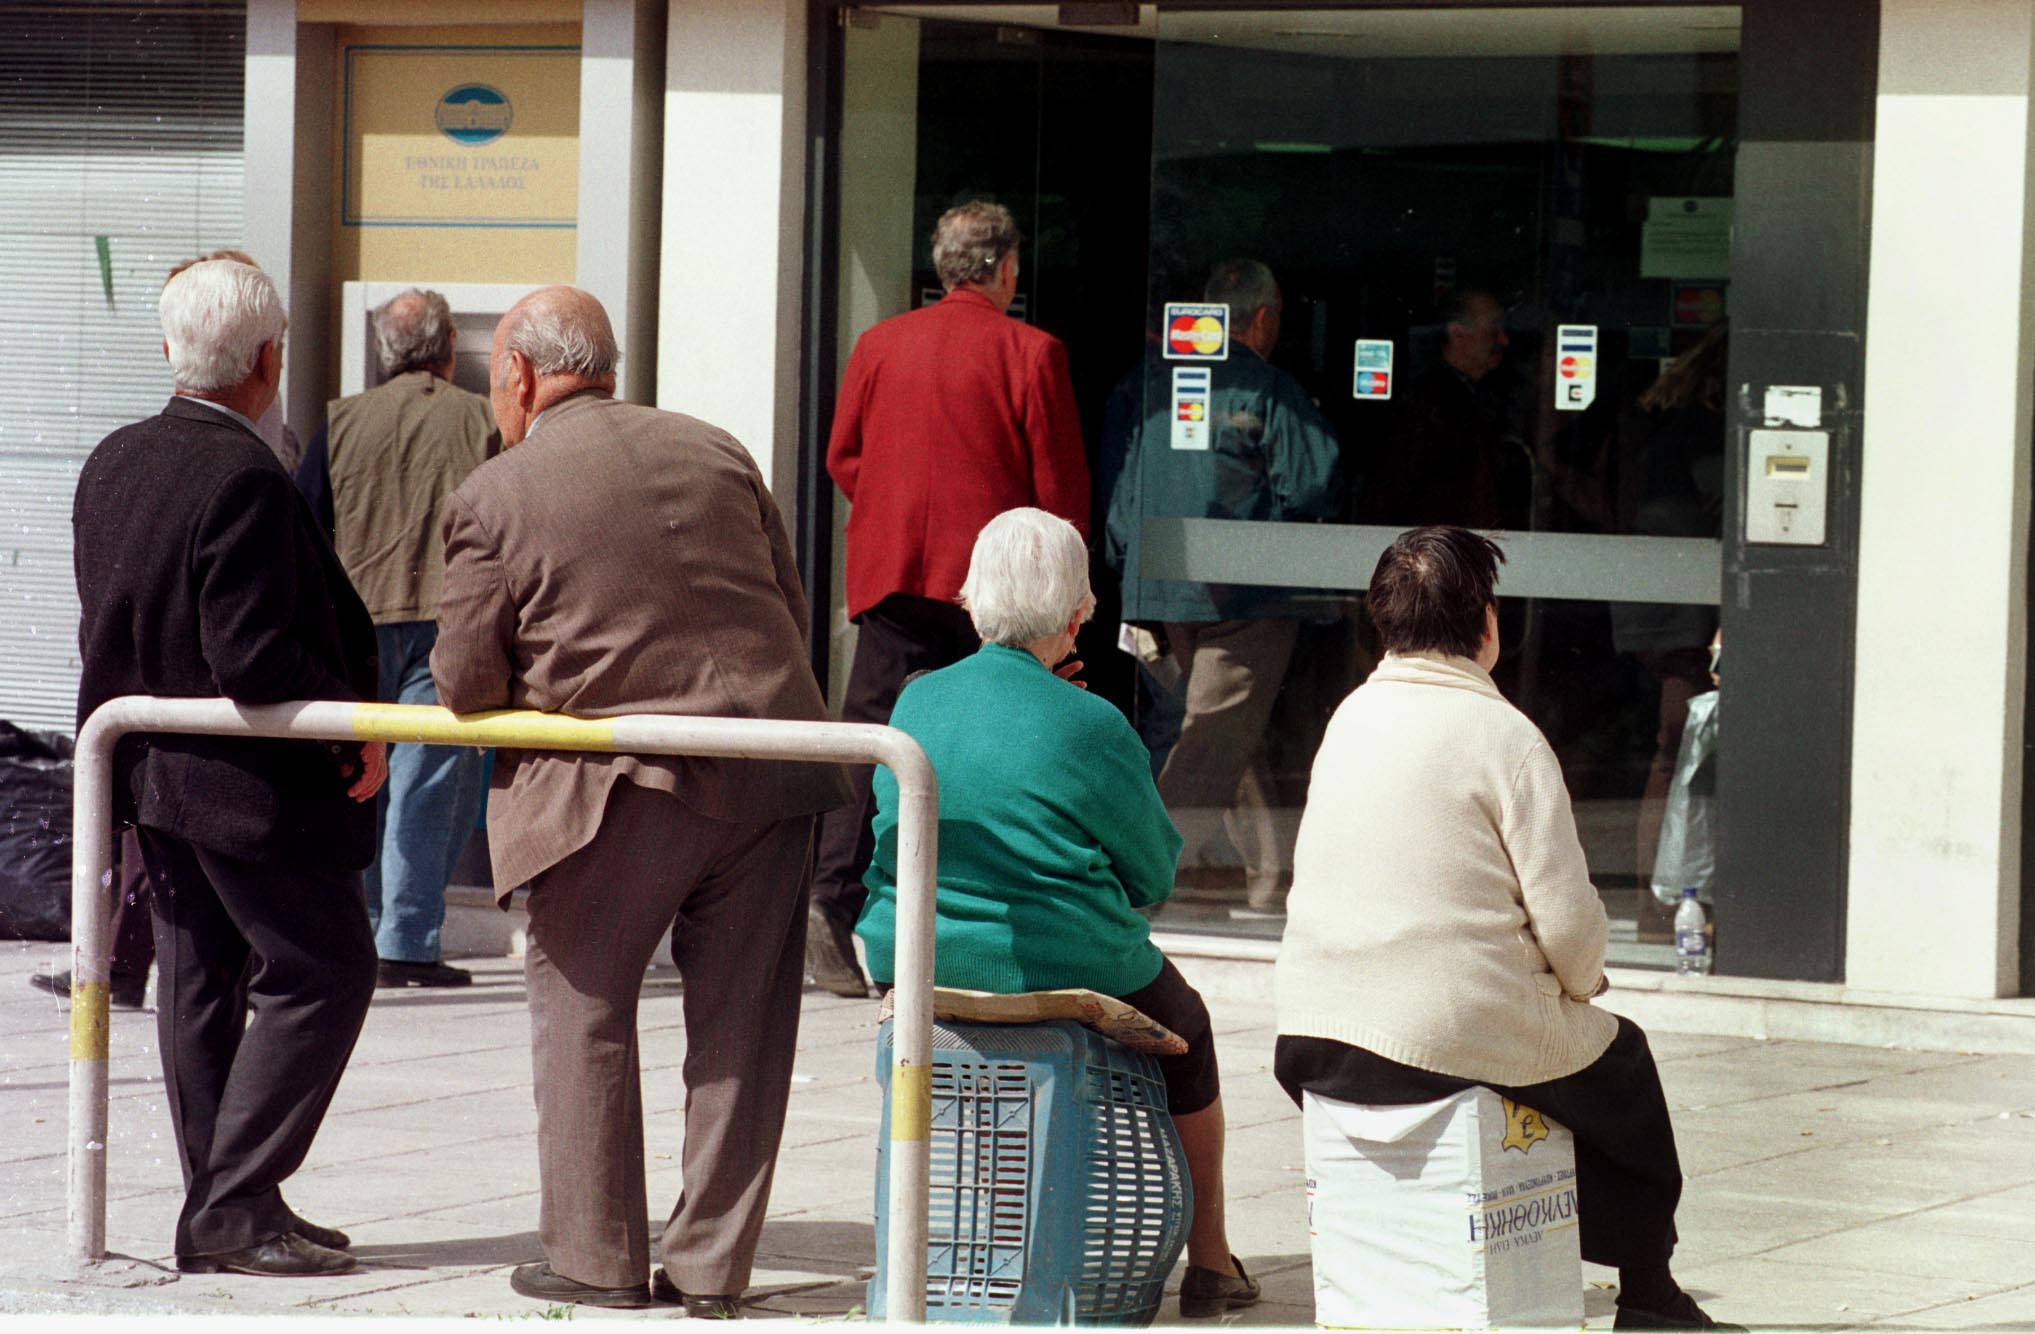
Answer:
[{"left": 73, "top": 397, "right": 380, "bottom": 868}]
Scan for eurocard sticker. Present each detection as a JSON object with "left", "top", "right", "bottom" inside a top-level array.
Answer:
[
  {"left": 1163, "top": 302, "right": 1230, "bottom": 361},
  {"left": 1555, "top": 324, "right": 1597, "bottom": 412},
  {"left": 1170, "top": 366, "right": 1212, "bottom": 451},
  {"left": 1353, "top": 339, "right": 1393, "bottom": 400}
]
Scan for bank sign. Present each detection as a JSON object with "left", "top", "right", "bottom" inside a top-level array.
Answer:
[{"left": 342, "top": 45, "right": 580, "bottom": 228}]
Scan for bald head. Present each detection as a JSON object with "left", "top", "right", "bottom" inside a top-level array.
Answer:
[{"left": 489, "top": 286, "right": 620, "bottom": 445}]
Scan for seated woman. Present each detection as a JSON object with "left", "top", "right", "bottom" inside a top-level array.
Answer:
[
  {"left": 853, "top": 507, "right": 1256, "bottom": 1319},
  {"left": 1273, "top": 526, "right": 1741, "bottom": 1333}
]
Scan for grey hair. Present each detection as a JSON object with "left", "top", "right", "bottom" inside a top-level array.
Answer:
[
  {"left": 374, "top": 288, "right": 454, "bottom": 377},
  {"left": 496, "top": 292, "right": 620, "bottom": 383},
  {"left": 960, "top": 508, "right": 1093, "bottom": 648},
  {"left": 1204, "top": 258, "right": 1280, "bottom": 326},
  {"left": 932, "top": 200, "right": 1020, "bottom": 292},
  {"left": 158, "top": 259, "right": 287, "bottom": 394}
]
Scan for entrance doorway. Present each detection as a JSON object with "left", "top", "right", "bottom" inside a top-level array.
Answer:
[{"left": 830, "top": 4, "right": 1747, "bottom": 968}]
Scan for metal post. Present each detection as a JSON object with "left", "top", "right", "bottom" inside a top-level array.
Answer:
[
  {"left": 66, "top": 697, "right": 938, "bottom": 1322},
  {"left": 65, "top": 726, "right": 118, "bottom": 1264}
]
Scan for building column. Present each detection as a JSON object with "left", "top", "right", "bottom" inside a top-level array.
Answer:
[
  {"left": 578, "top": 0, "right": 664, "bottom": 404},
  {"left": 1849, "top": 0, "right": 2035, "bottom": 996},
  {"left": 657, "top": 0, "right": 808, "bottom": 499}
]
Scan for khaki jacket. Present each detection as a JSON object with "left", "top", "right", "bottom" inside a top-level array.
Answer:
[{"left": 327, "top": 370, "right": 498, "bottom": 623}]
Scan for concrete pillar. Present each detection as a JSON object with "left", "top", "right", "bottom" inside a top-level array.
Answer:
[
  {"left": 577, "top": 0, "right": 664, "bottom": 404},
  {"left": 826, "top": 13, "right": 921, "bottom": 708},
  {"left": 657, "top": 0, "right": 808, "bottom": 501},
  {"left": 1849, "top": 0, "right": 2035, "bottom": 996}
]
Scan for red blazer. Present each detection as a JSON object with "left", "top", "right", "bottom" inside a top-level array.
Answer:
[{"left": 827, "top": 288, "right": 1088, "bottom": 620}]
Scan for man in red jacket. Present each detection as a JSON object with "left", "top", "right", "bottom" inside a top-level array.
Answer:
[{"left": 814, "top": 199, "right": 1089, "bottom": 995}]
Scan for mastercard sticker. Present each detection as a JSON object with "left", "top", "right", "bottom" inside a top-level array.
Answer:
[
  {"left": 1171, "top": 367, "right": 1212, "bottom": 451},
  {"left": 1162, "top": 302, "right": 1230, "bottom": 362}
]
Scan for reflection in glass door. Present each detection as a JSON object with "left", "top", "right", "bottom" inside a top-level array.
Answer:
[{"left": 1117, "top": 7, "right": 1739, "bottom": 965}]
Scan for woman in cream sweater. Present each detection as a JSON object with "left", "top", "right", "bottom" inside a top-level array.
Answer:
[{"left": 1274, "top": 526, "right": 1738, "bottom": 1333}]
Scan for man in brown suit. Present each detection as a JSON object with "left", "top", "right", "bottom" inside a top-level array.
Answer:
[{"left": 431, "top": 287, "right": 848, "bottom": 1312}]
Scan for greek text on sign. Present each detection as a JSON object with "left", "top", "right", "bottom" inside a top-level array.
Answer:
[
  {"left": 1163, "top": 302, "right": 1229, "bottom": 361},
  {"left": 1353, "top": 339, "right": 1393, "bottom": 400},
  {"left": 1555, "top": 324, "right": 1597, "bottom": 412},
  {"left": 1170, "top": 367, "right": 1212, "bottom": 451}
]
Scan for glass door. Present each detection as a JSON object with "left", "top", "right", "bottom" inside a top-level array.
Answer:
[{"left": 1117, "top": 6, "right": 1741, "bottom": 964}]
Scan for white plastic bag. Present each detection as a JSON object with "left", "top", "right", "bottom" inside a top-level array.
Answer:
[{"left": 1651, "top": 688, "right": 1718, "bottom": 906}]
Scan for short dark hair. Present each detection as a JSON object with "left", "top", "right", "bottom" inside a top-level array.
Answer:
[{"left": 1366, "top": 526, "right": 1507, "bottom": 658}]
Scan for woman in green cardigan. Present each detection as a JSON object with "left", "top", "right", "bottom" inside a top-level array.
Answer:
[{"left": 853, "top": 507, "right": 1257, "bottom": 1319}]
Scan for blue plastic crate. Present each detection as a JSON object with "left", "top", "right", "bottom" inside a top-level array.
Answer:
[{"left": 869, "top": 1018, "right": 1192, "bottom": 1325}]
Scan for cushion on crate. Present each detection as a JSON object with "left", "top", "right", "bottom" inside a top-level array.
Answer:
[{"left": 877, "top": 986, "right": 1188, "bottom": 1056}]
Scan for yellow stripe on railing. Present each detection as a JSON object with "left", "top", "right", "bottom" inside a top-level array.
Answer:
[
  {"left": 350, "top": 705, "right": 618, "bottom": 751},
  {"left": 889, "top": 1063, "right": 932, "bottom": 1143},
  {"left": 69, "top": 985, "right": 109, "bottom": 1062}
]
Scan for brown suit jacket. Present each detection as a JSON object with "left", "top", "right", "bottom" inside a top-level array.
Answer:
[{"left": 431, "top": 389, "right": 850, "bottom": 896}]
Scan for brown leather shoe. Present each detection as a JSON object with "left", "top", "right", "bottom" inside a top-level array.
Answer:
[
  {"left": 1178, "top": 1254, "right": 1260, "bottom": 1318},
  {"left": 509, "top": 1260, "right": 650, "bottom": 1309},
  {"left": 653, "top": 1267, "right": 741, "bottom": 1318},
  {"left": 177, "top": 1232, "right": 356, "bottom": 1276}
]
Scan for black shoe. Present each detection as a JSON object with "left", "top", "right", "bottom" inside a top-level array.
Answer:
[
  {"left": 289, "top": 1216, "right": 351, "bottom": 1251},
  {"left": 653, "top": 1267, "right": 741, "bottom": 1318},
  {"left": 1178, "top": 1254, "right": 1260, "bottom": 1318},
  {"left": 177, "top": 1232, "right": 357, "bottom": 1276},
  {"left": 30, "top": 969, "right": 147, "bottom": 1010},
  {"left": 509, "top": 1260, "right": 650, "bottom": 1309},
  {"left": 376, "top": 959, "right": 472, "bottom": 989},
  {"left": 804, "top": 901, "right": 869, "bottom": 999},
  {"left": 1614, "top": 1290, "right": 1745, "bottom": 1331}
]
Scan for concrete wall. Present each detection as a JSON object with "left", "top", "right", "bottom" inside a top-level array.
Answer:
[
  {"left": 657, "top": 0, "right": 809, "bottom": 506},
  {"left": 1850, "top": 0, "right": 2035, "bottom": 996},
  {"left": 577, "top": 0, "right": 664, "bottom": 404}
]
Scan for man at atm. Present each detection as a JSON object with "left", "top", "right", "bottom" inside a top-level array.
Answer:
[{"left": 1106, "top": 258, "right": 1344, "bottom": 914}]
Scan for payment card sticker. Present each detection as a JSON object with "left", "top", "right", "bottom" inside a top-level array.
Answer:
[
  {"left": 1555, "top": 324, "right": 1597, "bottom": 412},
  {"left": 1163, "top": 302, "right": 1230, "bottom": 361},
  {"left": 1353, "top": 339, "right": 1394, "bottom": 400},
  {"left": 1170, "top": 366, "right": 1212, "bottom": 451}
]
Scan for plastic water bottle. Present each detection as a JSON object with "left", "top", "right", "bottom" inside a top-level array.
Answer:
[{"left": 1674, "top": 887, "right": 1711, "bottom": 976}]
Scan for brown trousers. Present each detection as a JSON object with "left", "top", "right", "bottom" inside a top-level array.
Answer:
[{"left": 524, "top": 778, "right": 815, "bottom": 1294}]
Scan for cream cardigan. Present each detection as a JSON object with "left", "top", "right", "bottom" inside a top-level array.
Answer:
[{"left": 1275, "top": 652, "right": 1618, "bottom": 1087}]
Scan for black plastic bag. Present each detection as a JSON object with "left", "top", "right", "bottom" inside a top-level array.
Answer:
[{"left": 0, "top": 721, "right": 74, "bottom": 941}]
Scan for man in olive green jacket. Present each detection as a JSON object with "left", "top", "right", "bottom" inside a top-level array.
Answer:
[{"left": 296, "top": 288, "right": 498, "bottom": 987}]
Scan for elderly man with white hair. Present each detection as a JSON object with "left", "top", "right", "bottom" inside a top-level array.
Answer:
[
  {"left": 432, "top": 285, "right": 847, "bottom": 1313},
  {"left": 72, "top": 257, "right": 385, "bottom": 1276},
  {"left": 852, "top": 507, "right": 1261, "bottom": 1320}
]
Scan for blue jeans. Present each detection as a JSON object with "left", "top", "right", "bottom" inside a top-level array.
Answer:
[{"left": 365, "top": 620, "right": 486, "bottom": 963}]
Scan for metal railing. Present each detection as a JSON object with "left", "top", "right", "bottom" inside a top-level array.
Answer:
[{"left": 68, "top": 696, "right": 939, "bottom": 1322}]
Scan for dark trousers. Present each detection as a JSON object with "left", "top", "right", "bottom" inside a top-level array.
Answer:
[
  {"left": 1276, "top": 1016, "right": 1682, "bottom": 1271},
  {"left": 137, "top": 828, "right": 377, "bottom": 1257},
  {"left": 109, "top": 828, "right": 156, "bottom": 986},
  {"left": 811, "top": 594, "right": 978, "bottom": 918}
]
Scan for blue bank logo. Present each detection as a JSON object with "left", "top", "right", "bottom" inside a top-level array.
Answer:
[{"left": 435, "top": 84, "right": 513, "bottom": 145}]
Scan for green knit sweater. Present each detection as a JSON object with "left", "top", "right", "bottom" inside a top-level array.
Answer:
[{"left": 854, "top": 642, "right": 1181, "bottom": 996}]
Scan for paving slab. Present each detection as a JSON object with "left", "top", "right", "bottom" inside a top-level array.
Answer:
[{"left": 4, "top": 938, "right": 2035, "bottom": 1328}]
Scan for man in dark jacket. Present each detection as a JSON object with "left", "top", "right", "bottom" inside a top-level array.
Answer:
[{"left": 72, "top": 258, "right": 384, "bottom": 1277}]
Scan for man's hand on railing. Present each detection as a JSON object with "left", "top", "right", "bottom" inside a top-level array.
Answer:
[{"left": 343, "top": 741, "right": 388, "bottom": 803}]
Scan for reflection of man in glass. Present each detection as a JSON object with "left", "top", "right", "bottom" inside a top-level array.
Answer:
[
  {"left": 1106, "top": 259, "right": 1343, "bottom": 913},
  {"left": 1368, "top": 288, "right": 1528, "bottom": 530}
]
